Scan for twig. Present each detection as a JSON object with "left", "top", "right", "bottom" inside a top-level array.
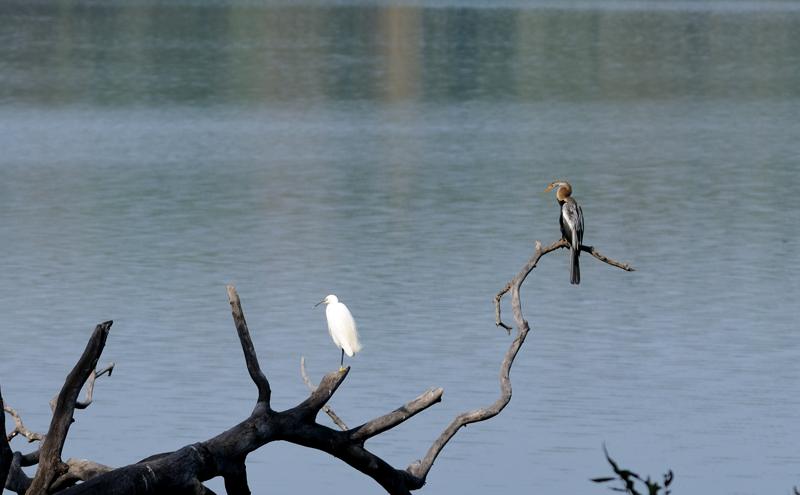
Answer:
[
  {"left": 495, "top": 239, "right": 634, "bottom": 329},
  {"left": 493, "top": 282, "right": 513, "bottom": 333},
  {"left": 49, "top": 363, "right": 115, "bottom": 413},
  {"left": 300, "top": 357, "right": 349, "bottom": 430},
  {"left": 4, "top": 404, "right": 44, "bottom": 444},
  {"left": 76, "top": 363, "right": 114, "bottom": 410},
  {"left": 580, "top": 244, "right": 636, "bottom": 272}
]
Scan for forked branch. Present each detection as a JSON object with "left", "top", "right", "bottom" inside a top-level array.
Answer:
[
  {"left": 3, "top": 360, "right": 115, "bottom": 494},
  {"left": 48, "top": 363, "right": 115, "bottom": 413},
  {"left": 49, "top": 288, "right": 440, "bottom": 495},
  {"left": 409, "top": 238, "right": 632, "bottom": 483},
  {"left": 4, "top": 404, "right": 44, "bottom": 444},
  {"left": 300, "top": 357, "right": 349, "bottom": 430},
  {"left": 27, "top": 320, "right": 113, "bottom": 495},
  {"left": 295, "top": 367, "right": 350, "bottom": 417},
  {"left": 494, "top": 239, "right": 634, "bottom": 330}
]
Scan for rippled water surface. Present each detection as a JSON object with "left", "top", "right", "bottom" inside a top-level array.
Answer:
[{"left": 1, "top": 2, "right": 799, "bottom": 494}]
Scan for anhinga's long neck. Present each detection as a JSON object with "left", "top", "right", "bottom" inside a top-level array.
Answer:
[{"left": 556, "top": 183, "right": 572, "bottom": 203}]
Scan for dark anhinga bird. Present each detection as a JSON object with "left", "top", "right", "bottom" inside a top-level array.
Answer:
[{"left": 545, "top": 180, "right": 584, "bottom": 284}]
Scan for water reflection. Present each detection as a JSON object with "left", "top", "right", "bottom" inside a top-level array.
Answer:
[{"left": 2, "top": 4, "right": 800, "bottom": 105}]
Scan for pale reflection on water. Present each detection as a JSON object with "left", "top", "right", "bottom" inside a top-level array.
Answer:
[{"left": 1, "top": 2, "right": 799, "bottom": 494}]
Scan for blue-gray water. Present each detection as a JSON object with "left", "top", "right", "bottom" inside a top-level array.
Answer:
[{"left": 1, "top": 2, "right": 799, "bottom": 494}]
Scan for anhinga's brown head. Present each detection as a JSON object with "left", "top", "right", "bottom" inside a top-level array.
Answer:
[{"left": 544, "top": 180, "right": 573, "bottom": 202}]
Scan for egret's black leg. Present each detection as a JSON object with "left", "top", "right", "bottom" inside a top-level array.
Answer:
[{"left": 340, "top": 348, "right": 344, "bottom": 368}]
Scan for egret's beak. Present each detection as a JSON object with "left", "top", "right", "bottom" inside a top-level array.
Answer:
[{"left": 314, "top": 299, "right": 325, "bottom": 308}]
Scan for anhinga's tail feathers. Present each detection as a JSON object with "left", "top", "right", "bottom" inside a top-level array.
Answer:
[{"left": 570, "top": 246, "right": 581, "bottom": 285}]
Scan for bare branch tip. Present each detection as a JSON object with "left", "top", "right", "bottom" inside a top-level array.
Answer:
[
  {"left": 104, "top": 363, "right": 115, "bottom": 376},
  {"left": 226, "top": 284, "right": 239, "bottom": 301},
  {"left": 300, "top": 356, "right": 314, "bottom": 390}
]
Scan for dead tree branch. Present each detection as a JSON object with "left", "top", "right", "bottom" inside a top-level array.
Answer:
[
  {"left": 54, "top": 288, "right": 432, "bottom": 494},
  {"left": 407, "top": 239, "right": 553, "bottom": 481},
  {"left": 300, "top": 357, "right": 348, "bottom": 430},
  {"left": 0, "top": 362, "right": 114, "bottom": 493},
  {"left": 580, "top": 244, "right": 636, "bottom": 272},
  {"left": 227, "top": 285, "right": 271, "bottom": 407},
  {"left": 4, "top": 403, "right": 44, "bottom": 443},
  {"left": 50, "top": 459, "right": 114, "bottom": 492},
  {"left": 351, "top": 388, "right": 443, "bottom": 443},
  {"left": 4, "top": 452, "right": 32, "bottom": 494},
  {"left": 49, "top": 363, "right": 115, "bottom": 413},
  {"left": 1, "top": 428, "right": 45, "bottom": 488},
  {"left": 410, "top": 237, "right": 631, "bottom": 485},
  {"left": 27, "top": 320, "right": 113, "bottom": 495},
  {"left": 494, "top": 239, "right": 634, "bottom": 330},
  {"left": 3, "top": 238, "right": 631, "bottom": 494},
  {"left": 1, "top": 387, "right": 14, "bottom": 490},
  {"left": 3, "top": 360, "right": 116, "bottom": 493}
]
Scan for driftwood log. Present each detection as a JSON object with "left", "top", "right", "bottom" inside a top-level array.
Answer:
[{"left": 1, "top": 239, "right": 632, "bottom": 494}]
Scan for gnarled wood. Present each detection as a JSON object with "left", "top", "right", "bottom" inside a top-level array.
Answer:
[
  {"left": 4, "top": 452, "right": 32, "bottom": 494},
  {"left": 51, "top": 458, "right": 113, "bottom": 492},
  {"left": 301, "top": 357, "right": 348, "bottom": 430},
  {"left": 3, "top": 238, "right": 632, "bottom": 494},
  {"left": 28, "top": 320, "right": 113, "bottom": 495},
  {"left": 4, "top": 403, "right": 44, "bottom": 443},
  {"left": 51, "top": 289, "right": 426, "bottom": 494},
  {"left": 410, "top": 238, "right": 633, "bottom": 484}
]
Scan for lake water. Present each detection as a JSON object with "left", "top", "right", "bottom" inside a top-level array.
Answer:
[{"left": 1, "top": 1, "right": 798, "bottom": 494}]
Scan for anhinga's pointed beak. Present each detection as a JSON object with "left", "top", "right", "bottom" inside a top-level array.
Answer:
[{"left": 544, "top": 183, "right": 556, "bottom": 193}]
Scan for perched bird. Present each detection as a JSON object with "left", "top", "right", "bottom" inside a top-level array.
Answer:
[
  {"left": 315, "top": 294, "right": 362, "bottom": 370},
  {"left": 544, "top": 180, "right": 584, "bottom": 284}
]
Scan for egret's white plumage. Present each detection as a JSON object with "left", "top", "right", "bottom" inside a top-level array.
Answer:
[{"left": 315, "top": 294, "right": 362, "bottom": 368}]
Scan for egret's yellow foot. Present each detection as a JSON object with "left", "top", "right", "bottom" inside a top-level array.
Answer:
[{"left": 339, "top": 366, "right": 346, "bottom": 372}]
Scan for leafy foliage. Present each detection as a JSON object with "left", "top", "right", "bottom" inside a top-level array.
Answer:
[{"left": 592, "top": 445, "right": 673, "bottom": 495}]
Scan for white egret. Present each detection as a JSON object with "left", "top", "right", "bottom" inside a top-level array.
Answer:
[{"left": 314, "top": 294, "right": 362, "bottom": 370}]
